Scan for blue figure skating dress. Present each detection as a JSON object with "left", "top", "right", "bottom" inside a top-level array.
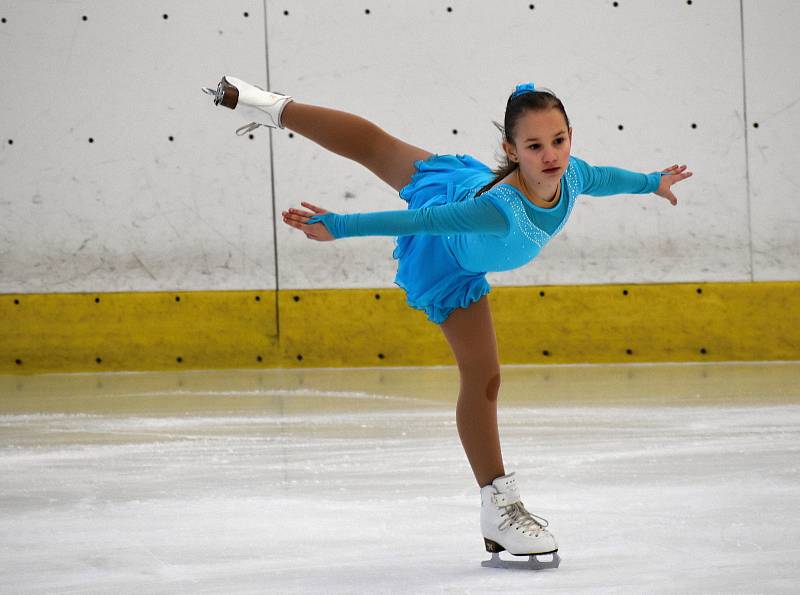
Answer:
[{"left": 308, "top": 153, "right": 662, "bottom": 324}]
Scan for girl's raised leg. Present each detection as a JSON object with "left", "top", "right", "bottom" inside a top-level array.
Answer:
[
  {"left": 281, "top": 102, "right": 433, "bottom": 193},
  {"left": 439, "top": 295, "right": 505, "bottom": 487}
]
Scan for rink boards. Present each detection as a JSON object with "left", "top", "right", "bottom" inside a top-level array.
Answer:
[{"left": 1, "top": 280, "right": 798, "bottom": 374}]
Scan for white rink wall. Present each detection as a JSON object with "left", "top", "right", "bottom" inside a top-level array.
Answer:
[{"left": 0, "top": 0, "right": 798, "bottom": 294}]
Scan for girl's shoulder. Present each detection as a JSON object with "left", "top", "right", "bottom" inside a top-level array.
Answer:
[{"left": 568, "top": 154, "right": 586, "bottom": 166}]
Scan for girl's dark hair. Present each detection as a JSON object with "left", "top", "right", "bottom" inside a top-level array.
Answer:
[{"left": 474, "top": 87, "right": 571, "bottom": 197}]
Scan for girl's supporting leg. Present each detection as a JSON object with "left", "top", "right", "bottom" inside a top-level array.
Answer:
[
  {"left": 439, "top": 295, "right": 505, "bottom": 487},
  {"left": 280, "top": 101, "right": 433, "bottom": 193}
]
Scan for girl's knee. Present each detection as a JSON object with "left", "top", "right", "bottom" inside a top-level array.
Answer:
[{"left": 460, "top": 369, "right": 501, "bottom": 402}]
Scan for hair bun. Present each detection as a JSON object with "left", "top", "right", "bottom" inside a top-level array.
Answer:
[{"left": 510, "top": 82, "right": 536, "bottom": 99}]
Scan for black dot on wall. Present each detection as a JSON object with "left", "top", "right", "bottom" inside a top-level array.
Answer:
[
  {"left": 248, "top": 134, "right": 254, "bottom": 140},
  {"left": 691, "top": 123, "right": 697, "bottom": 129},
  {"left": 1, "top": 17, "right": 6, "bottom": 23},
  {"left": 529, "top": 4, "right": 535, "bottom": 9},
  {"left": 7, "top": 140, "right": 12, "bottom": 145},
  {"left": 613, "top": 1, "right": 619, "bottom": 6},
  {"left": 16, "top": 359, "right": 22, "bottom": 365},
  {"left": 378, "top": 353, "right": 385, "bottom": 359},
  {"left": 626, "top": 349, "right": 633, "bottom": 355},
  {"left": 283, "top": 10, "right": 289, "bottom": 16},
  {"left": 365, "top": 8, "right": 371, "bottom": 14},
  {"left": 288, "top": 132, "right": 294, "bottom": 138},
  {"left": 177, "top": 357, "right": 183, "bottom": 363},
  {"left": 82, "top": 15, "right": 87, "bottom": 21},
  {"left": 753, "top": 122, "right": 759, "bottom": 128},
  {"left": 687, "top": 0, "right": 693, "bottom": 4},
  {"left": 696, "top": 288, "right": 703, "bottom": 294},
  {"left": 244, "top": 12, "right": 249, "bottom": 17},
  {"left": 293, "top": 295, "right": 300, "bottom": 302},
  {"left": 447, "top": 6, "right": 453, "bottom": 12},
  {"left": 623, "top": 289, "right": 629, "bottom": 295},
  {"left": 297, "top": 354, "right": 303, "bottom": 361},
  {"left": 255, "top": 295, "right": 261, "bottom": 301},
  {"left": 175, "top": 296, "right": 181, "bottom": 302},
  {"left": 374, "top": 293, "right": 381, "bottom": 300},
  {"left": 452, "top": 129, "right": 458, "bottom": 135},
  {"left": 542, "top": 350, "right": 550, "bottom": 356},
  {"left": 700, "top": 348, "right": 707, "bottom": 355},
  {"left": 168, "top": 135, "right": 174, "bottom": 141},
  {"left": 96, "top": 357, "right": 102, "bottom": 364},
  {"left": 618, "top": 124, "right": 624, "bottom": 131},
  {"left": 163, "top": 14, "right": 169, "bottom": 20},
  {"left": 539, "top": 291, "right": 545, "bottom": 297},
  {"left": 88, "top": 138, "right": 94, "bottom": 143},
  {"left": 257, "top": 355, "right": 263, "bottom": 362},
  {"left": 94, "top": 297, "right": 101, "bottom": 303},
  {"left": 14, "top": 299, "right": 20, "bottom": 305}
]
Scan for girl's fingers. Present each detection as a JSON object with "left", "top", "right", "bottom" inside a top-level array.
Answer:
[
  {"left": 283, "top": 202, "right": 327, "bottom": 219},
  {"left": 284, "top": 209, "right": 313, "bottom": 218},
  {"left": 282, "top": 213, "right": 322, "bottom": 237},
  {"left": 281, "top": 213, "right": 309, "bottom": 228},
  {"left": 670, "top": 171, "right": 693, "bottom": 183},
  {"left": 662, "top": 165, "right": 690, "bottom": 176},
  {"left": 301, "top": 201, "right": 324, "bottom": 213}
]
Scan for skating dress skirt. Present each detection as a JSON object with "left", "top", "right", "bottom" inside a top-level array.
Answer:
[{"left": 392, "top": 153, "right": 500, "bottom": 325}]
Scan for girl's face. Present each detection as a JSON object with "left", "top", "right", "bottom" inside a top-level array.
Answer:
[{"left": 503, "top": 108, "right": 573, "bottom": 185}]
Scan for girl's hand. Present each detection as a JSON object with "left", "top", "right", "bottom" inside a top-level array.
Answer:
[
  {"left": 655, "top": 164, "right": 693, "bottom": 206},
  {"left": 281, "top": 201, "right": 335, "bottom": 241}
]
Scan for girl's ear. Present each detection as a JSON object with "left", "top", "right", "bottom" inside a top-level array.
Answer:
[{"left": 502, "top": 140, "right": 518, "bottom": 163}]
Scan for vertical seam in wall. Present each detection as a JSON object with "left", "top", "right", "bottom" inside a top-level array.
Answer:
[
  {"left": 739, "top": 0, "right": 754, "bottom": 282},
  {"left": 264, "top": 0, "right": 281, "bottom": 341}
]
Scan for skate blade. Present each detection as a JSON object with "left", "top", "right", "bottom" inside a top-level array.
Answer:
[
  {"left": 481, "top": 551, "right": 561, "bottom": 570},
  {"left": 201, "top": 77, "right": 239, "bottom": 109}
]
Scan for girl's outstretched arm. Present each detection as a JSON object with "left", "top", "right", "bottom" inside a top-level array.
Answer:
[
  {"left": 282, "top": 197, "right": 510, "bottom": 241},
  {"left": 571, "top": 155, "right": 692, "bottom": 205}
]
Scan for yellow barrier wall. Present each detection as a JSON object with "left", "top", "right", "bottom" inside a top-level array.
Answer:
[{"left": 1, "top": 281, "right": 798, "bottom": 374}]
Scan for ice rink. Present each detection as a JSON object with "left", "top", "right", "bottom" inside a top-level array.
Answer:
[{"left": 1, "top": 362, "right": 799, "bottom": 594}]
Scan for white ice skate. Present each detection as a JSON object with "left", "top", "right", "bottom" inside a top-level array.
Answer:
[
  {"left": 480, "top": 472, "right": 561, "bottom": 570},
  {"left": 202, "top": 75, "right": 294, "bottom": 136}
]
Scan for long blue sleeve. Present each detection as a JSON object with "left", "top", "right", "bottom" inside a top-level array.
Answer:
[
  {"left": 306, "top": 197, "right": 509, "bottom": 239},
  {"left": 571, "top": 155, "right": 663, "bottom": 196}
]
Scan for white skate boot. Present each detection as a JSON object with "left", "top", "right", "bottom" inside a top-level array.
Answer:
[
  {"left": 202, "top": 75, "right": 294, "bottom": 136},
  {"left": 480, "top": 472, "right": 561, "bottom": 570}
]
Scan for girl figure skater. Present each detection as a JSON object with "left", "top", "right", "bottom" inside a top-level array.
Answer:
[{"left": 203, "top": 76, "right": 692, "bottom": 568}]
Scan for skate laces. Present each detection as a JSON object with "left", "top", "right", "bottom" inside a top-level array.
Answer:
[
  {"left": 498, "top": 501, "right": 549, "bottom": 536},
  {"left": 236, "top": 122, "right": 261, "bottom": 136}
]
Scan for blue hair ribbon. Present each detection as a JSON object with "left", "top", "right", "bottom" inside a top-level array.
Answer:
[{"left": 511, "top": 82, "right": 536, "bottom": 99}]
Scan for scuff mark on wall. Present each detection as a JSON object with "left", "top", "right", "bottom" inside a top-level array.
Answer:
[{"left": 132, "top": 252, "right": 157, "bottom": 281}]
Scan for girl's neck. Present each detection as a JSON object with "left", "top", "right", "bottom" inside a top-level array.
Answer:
[{"left": 516, "top": 168, "right": 561, "bottom": 208}]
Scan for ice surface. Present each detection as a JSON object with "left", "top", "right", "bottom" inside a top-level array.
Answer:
[{"left": 1, "top": 362, "right": 799, "bottom": 594}]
